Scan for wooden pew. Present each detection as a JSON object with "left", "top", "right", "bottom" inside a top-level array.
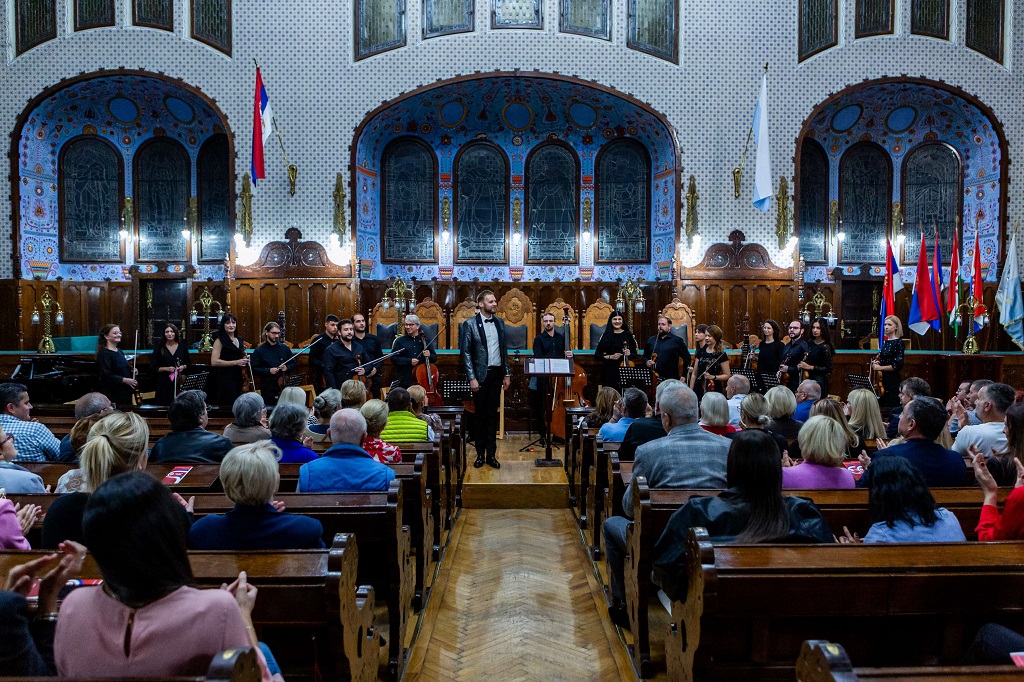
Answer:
[
  {"left": 4, "top": 647, "right": 262, "bottom": 682},
  {"left": 389, "top": 440, "right": 445, "bottom": 560},
  {"left": 425, "top": 405, "right": 465, "bottom": 517},
  {"left": 664, "top": 528, "right": 1024, "bottom": 681},
  {"left": 574, "top": 426, "right": 599, "bottom": 529},
  {"left": 38, "top": 416, "right": 235, "bottom": 439},
  {"left": 21, "top": 462, "right": 224, "bottom": 493},
  {"left": 795, "top": 639, "right": 1024, "bottom": 681},
  {"left": 564, "top": 406, "right": 593, "bottom": 508},
  {"left": 0, "top": 535, "right": 377, "bottom": 682},
  {"left": 585, "top": 438, "right": 621, "bottom": 559}
]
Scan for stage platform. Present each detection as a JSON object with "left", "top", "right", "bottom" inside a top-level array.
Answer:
[{"left": 461, "top": 434, "right": 570, "bottom": 509}]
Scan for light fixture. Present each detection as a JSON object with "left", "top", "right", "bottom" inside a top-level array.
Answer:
[
  {"left": 896, "top": 234, "right": 906, "bottom": 245},
  {"left": 442, "top": 228, "right": 451, "bottom": 244},
  {"left": 837, "top": 231, "right": 846, "bottom": 242},
  {"left": 581, "top": 229, "right": 591, "bottom": 244},
  {"left": 512, "top": 230, "right": 522, "bottom": 245},
  {"left": 181, "top": 229, "right": 191, "bottom": 239},
  {"left": 119, "top": 229, "right": 130, "bottom": 240}
]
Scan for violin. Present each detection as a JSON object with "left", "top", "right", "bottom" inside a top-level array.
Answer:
[
  {"left": 649, "top": 352, "right": 659, "bottom": 384},
  {"left": 701, "top": 350, "right": 729, "bottom": 394},
  {"left": 871, "top": 353, "right": 884, "bottom": 397},
  {"left": 353, "top": 353, "right": 368, "bottom": 387}
]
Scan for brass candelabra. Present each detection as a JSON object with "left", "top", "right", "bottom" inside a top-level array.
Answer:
[
  {"left": 800, "top": 291, "right": 837, "bottom": 326},
  {"left": 615, "top": 277, "right": 646, "bottom": 342},
  {"left": 31, "top": 291, "right": 64, "bottom": 354},
  {"left": 953, "top": 293, "right": 989, "bottom": 355},
  {"left": 190, "top": 288, "right": 224, "bottom": 352},
  {"left": 381, "top": 277, "right": 418, "bottom": 325}
]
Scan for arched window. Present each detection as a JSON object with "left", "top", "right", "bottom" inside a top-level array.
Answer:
[
  {"left": 454, "top": 143, "right": 508, "bottom": 263},
  {"left": 381, "top": 138, "right": 437, "bottom": 262},
  {"left": 134, "top": 138, "right": 190, "bottom": 262},
  {"left": 526, "top": 144, "right": 579, "bottom": 263},
  {"left": 797, "top": 139, "right": 829, "bottom": 263},
  {"left": 192, "top": 0, "right": 232, "bottom": 54},
  {"left": 59, "top": 137, "right": 123, "bottom": 262},
  {"left": 133, "top": 0, "right": 173, "bottom": 31},
  {"left": 595, "top": 139, "right": 649, "bottom": 263},
  {"left": 197, "top": 134, "right": 231, "bottom": 263},
  {"left": 902, "top": 142, "right": 962, "bottom": 263},
  {"left": 839, "top": 143, "right": 891, "bottom": 263}
]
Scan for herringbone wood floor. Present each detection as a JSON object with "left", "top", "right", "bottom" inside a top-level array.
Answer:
[{"left": 404, "top": 508, "right": 634, "bottom": 681}]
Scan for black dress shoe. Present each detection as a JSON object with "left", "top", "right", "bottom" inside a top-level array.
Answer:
[
  {"left": 474, "top": 455, "right": 485, "bottom": 468},
  {"left": 486, "top": 456, "right": 501, "bottom": 469},
  {"left": 608, "top": 604, "right": 631, "bottom": 630}
]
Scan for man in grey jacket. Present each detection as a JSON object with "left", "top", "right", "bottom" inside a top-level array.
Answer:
[
  {"left": 459, "top": 290, "right": 510, "bottom": 469},
  {"left": 602, "top": 382, "right": 731, "bottom": 627}
]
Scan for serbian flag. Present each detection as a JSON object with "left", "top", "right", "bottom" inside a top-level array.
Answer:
[
  {"left": 251, "top": 66, "right": 272, "bottom": 181},
  {"left": 908, "top": 234, "right": 942, "bottom": 335},
  {"left": 972, "top": 229, "right": 985, "bottom": 330},
  {"left": 948, "top": 225, "right": 962, "bottom": 332},
  {"left": 932, "top": 231, "right": 945, "bottom": 323},
  {"left": 880, "top": 240, "right": 902, "bottom": 346}
]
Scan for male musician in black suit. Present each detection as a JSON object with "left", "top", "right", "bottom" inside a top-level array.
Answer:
[
  {"left": 250, "top": 322, "right": 296, "bottom": 406},
  {"left": 642, "top": 316, "right": 690, "bottom": 381},
  {"left": 530, "top": 312, "right": 574, "bottom": 445},
  {"left": 352, "top": 313, "right": 383, "bottom": 396},
  {"left": 460, "top": 290, "right": 510, "bottom": 469},
  {"left": 307, "top": 314, "right": 339, "bottom": 390},
  {"left": 391, "top": 314, "right": 438, "bottom": 389},
  {"left": 778, "top": 320, "right": 809, "bottom": 392},
  {"left": 322, "top": 319, "right": 365, "bottom": 390}
]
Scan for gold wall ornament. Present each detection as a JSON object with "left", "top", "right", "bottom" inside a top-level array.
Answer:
[
  {"left": 332, "top": 173, "right": 347, "bottom": 241},
  {"left": 775, "top": 176, "right": 791, "bottom": 250},
  {"left": 512, "top": 198, "right": 522, "bottom": 229},
  {"left": 190, "top": 287, "right": 224, "bottom": 352},
  {"left": 239, "top": 174, "right": 253, "bottom": 247},
  {"left": 732, "top": 167, "right": 742, "bottom": 199},
  {"left": 286, "top": 164, "right": 298, "bottom": 196},
  {"left": 892, "top": 202, "right": 904, "bottom": 236},
  {"left": 685, "top": 174, "right": 699, "bottom": 246},
  {"left": 829, "top": 200, "right": 840, "bottom": 232},
  {"left": 185, "top": 197, "right": 198, "bottom": 235},
  {"left": 121, "top": 197, "right": 133, "bottom": 231},
  {"left": 441, "top": 196, "right": 451, "bottom": 229},
  {"left": 582, "top": 197, "right": 592, "bottom": 229},
  {"left": 31, "top": 290, "right": 64, "bottom": 354}
]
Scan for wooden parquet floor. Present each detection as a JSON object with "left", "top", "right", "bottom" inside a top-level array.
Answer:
[{"left": 404, "top": 508, "right": 634, "bottom": 681}]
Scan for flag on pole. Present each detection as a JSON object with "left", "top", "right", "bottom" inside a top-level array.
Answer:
[
  {"left": 996, "top": 230, "right": 1024, "bottom": 349},
  {"left": 971, "top": 229, "right": 985, "bottom": 330},
  {"left": 880, "top": 240, "right": 902, "bottom": 346},
  {"left": 751, "top": 72, "right": 771, "bottom": 213},
  {"left": 251, "top": 66, "right": 272, "bottom": 182},
  {"left": 947, "top": 225, "right": 962, "bottom": 333},
  {"left": 908, "top": 234, "right": 942, "bottom": 335},
  {"left": 931, "top": 231, "right": 945, "bottom": 330}
]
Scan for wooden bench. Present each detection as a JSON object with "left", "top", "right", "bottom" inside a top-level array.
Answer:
[
  {"left": 424, "top": 405, "right": 465, "bottom": 516},
  {"left": 573, "top": 426, "right": 600, "bottom": 529},
  {"left": 0, "top": 535, "right": 377, "bottom": 682},
  {"left": 3, "top": 648, "right": 262, "bottom": 682},
  {"left": 664, "top": 528, "right": 1024, "bottom": 681},
  {"left": 584, "top": 438, "right": 622, "bottom": 559},
  {"left": 795, "top": 639, "right": 1024, "bottom": 681},
  {"left": 38, "top": 416, "right": 235, "bottom": 439},
  {"left": 564, "top": 406, "right": 593, "bottom": 508},
  {"left": 21, "top": 462, "right": 224, "bottom": 493}
]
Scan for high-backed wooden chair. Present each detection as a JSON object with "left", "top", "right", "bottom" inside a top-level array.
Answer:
[
  {"left": 583, "top": 299, "right": 615, "bottom": 351},
  {"left": 495, "top": 288, "right": 534, "bottom": 351},
  {"left": 660, "top": 298, "right": 695, "bottom": 349},
  {"left": 452, "top": 297, "right": 478, "bottom": 348},
  {"left": 371, "top": 301, "right": 400, "bottom": 351},
  {"left": 541, "top": 298, "right": 579, "bottom": 350},
  {"left": 412, "top": 297, "right": 445, "bottom": 349}
]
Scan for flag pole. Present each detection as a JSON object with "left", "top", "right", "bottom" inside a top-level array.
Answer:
[
  {"left": 733, "top": 63, "right": 768, "bottom": 198},
  {"left": 255, "top": 62, "right": 298, "bottom": 196}
]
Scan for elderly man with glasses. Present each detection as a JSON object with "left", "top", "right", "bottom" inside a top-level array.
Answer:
[{"left": 390, "top": 314, "right": 437, "bottom": 390}]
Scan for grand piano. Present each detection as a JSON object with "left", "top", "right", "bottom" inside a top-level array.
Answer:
[{"left": 10, "top": 355, "right": 99, "bottom": 404}]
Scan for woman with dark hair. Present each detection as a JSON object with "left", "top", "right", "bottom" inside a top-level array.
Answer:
[
  {"left": 971, "top": 448, "right": 1024, "bottom": 541},
  {"left": 151, "top": 323, "right": 191, "bottom": 406},
  {"left": 595, "top": 311, "right": 638, "bottom": 391},
  {"left": 54, "top": 472, "right": 278, "bottom": 680},
  {"left": 210, "top": 313, "right": 248, "bottom": 408},
  {"left": 986, "top": 400, "right": 1024, "bottom": 487},
  {"left": 756, "top": 319, "right": 784, "bottom": 380},
  {"left": 871, "top": 315, "right": 905, "bottom": 408},
  {"left": 96, "top": 323, "right": 137, "bottom": 406},
  {"left": 651, "top": 430, "right": 832, "bottom": 601},
  {"left": 798, "top": 317, "right": 834, "bottom": 397},
  {"left": 841, "top": 456, "right": 966, "bottom": 543},
  {"left": 691, "top": 324, "right": 730, "bottom": 399}
]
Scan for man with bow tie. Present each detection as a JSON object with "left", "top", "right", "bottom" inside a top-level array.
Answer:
[{"left": 459, "top": 290, "right": 510, "bottom": 469}]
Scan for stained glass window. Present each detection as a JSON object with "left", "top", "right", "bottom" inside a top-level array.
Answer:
[
  {"left": 596, "top": 140, "right": 648, "bottom": 263},
  {"left": 424, "top": 0, "right": 472, "bottom": 38},
  {"left": 60, "top": 137, "right": 122, "bottom": 262},
  {"left": 134, "top": 0, "right": 173, "bottom": 31},
  {"left": 855, "top": 0, "right": 893, "bottom": 37},
  {"left": 799, "top": 0, "right": 837, "bottom": 61},
  {"left": 198, "top": 134, "right": 231, "bottom": 263},
  {"left": 75, "top": 0, "right": 114, "bottom": 30},
  {"left": 627, "top": 0, "right": 677, "bottom": 62},
  {"left": 356, "top": 0, "right": 406, "bottom": 59},
  {"left": 911, "top": 0, "right": 949, "bottom": 39},
  {"left": 798, "top": 140, "right": 829, "bottom": 263},
  {"left": 135, "top": 139, "right": 190, "bottom": 262},
  {"left": 382, "top": 139, "right": 436, "bottom": 262},
  {"left": 561, "top": 0, "right": 610, "bottom": 40},
  {"left": 966, "top": 0, "right": 1003, "bottom": 63},
  {"left": 455, "top": 144, "right": 508, "bottom": 263},
  {"left": 16, "top": 0, "right": 56, "bottom": 54},
  {"left": 902, "top": 144, "right": 961, "bottom": 264},
  {"left": 840, "top": 144, "right": 891, "bottom": 264},
  {"left": 493, "top": 0, "right": 541, "bottom": 28},
  {"left": 526, "top": 145, "right": 578, "bottom": 263},
  {"left": 191, "top": 0, "right": 231, "bottom": 55}
]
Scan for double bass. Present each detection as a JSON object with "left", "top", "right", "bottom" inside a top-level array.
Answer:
[{"left": 550, "top": 308, "right": 589, "bottom": 441}]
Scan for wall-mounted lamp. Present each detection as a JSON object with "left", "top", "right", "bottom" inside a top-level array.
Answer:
[
  {"left": 442, "top": 228, "right": 451, "bottom": 244},
  {"left": 512, "top": 230, "right": 522, "bottom": 245},
  {"left": 119, "top": 229, "right": 130, "bottom": 241},
  {"left": 181, "top": 229, "right": 191, "bottom": 240},
  {"left": 581, "top": 229, "right": 591, "bottom": 244},
  {"left": 837, "top": 230, "right": 846, "bottom": 242}
]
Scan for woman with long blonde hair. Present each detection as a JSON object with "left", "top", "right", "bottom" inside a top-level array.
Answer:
[{"left": 847, "top": 388, "right": 886, "bottom": 441}]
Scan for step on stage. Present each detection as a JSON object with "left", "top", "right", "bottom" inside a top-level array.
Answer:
[{"left": 461, "top": 434, "right": 570, "bottom": 509}]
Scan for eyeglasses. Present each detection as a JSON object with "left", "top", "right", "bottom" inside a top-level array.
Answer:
[{"left": 1, "top": 434, "right": 14, "bottom": 446}]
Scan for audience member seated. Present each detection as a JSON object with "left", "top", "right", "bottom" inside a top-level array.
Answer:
[
  {"left": 360, "top": 399, "right": 401, "bottom": 464},
  {"left": 54, "top": 413, "right": 108, "bottom": 493},
  {"left": 987, "top": 399, "right": 1024, "bottom": 487},
  {"left": 783, "top": 415, "right": 856, "bottom": 489},
  {"left": 966, "top": 623, "right": 1024, "bottom": 665},
  {"left": 0, "top": 496, "right": 38, "bottom": 549},
  {"left": 307, "top": 388, "right": 342, "bottom": 443},
  {"left": 268, "top": 403, "right": 318, "bottom": 464},
  {"left": 297, "top": 409, "right": 395, "bottom": 493},
  {"left": 765, "top": 385, "right": 803, "bottom": 443},
  {"left": 859, "top": 396, "right": 966, "bottom": 489},
  {"left": 340, "top": 379, "right": 368, "bottom": 409},
  {"left": 952, "top": 381, "right": 1014, "bottom": 457},
  {"left": 41, "top": 411, "right": 153, "bottom": 548},
  {"left": 885, "top": 377, "right": 930, "bottom": 438},
  {"left": 945, "top": 380, "right": 973, "bottom": 434},
  {"left": 408, "top": 384, "right": 443, "bottom": 434},
  {"left": 1, "top": 543, "right": 87, "bottom": 674},
  {"left": 697, "top": 391, "right": 737, "bottom": 436},
  {"left": 846, "top": 388, "right": 886, "bottom": 442},
  {"left": 652, "top": 430, "right": 833, "bottom": 603},
  {"left": 949, "top": 379, "right": 990, "bottom": 434},
  {"left": 971, "top": 448, "right": 1024, "bottom": 541},
  {"left": 58, "top": 392, "right": 113, "bottom": 459},
  {"left": 380, "top": 387, "right": 433, "bottom": 442},
  {"left": 843, "top": 456, "right": 965, "bottom": 543},
  {"left": 603, "top": 383, "right": 730, "bottom": 624},
  {"left": 793, "top": 380, "right": 820, "bottom": 422},
  {"left": 189, "top": 441, "right": 324, "bottom": 550},
  {"left": 150, "top": 390, "right": 233, "bottom": 464},
  {"left": 618, "top": 379, "right": 680, "bottom": 461},
  {"left": 0, "top": 424, "right": 46, "bottom": 493},
  {"left": 54, "top": 472, "right": 279, "bottom": 681},
  {"left": 730, "top": 392, "right": 791, "bottom": 457},
  {"left": 600, "top": 388, "right": 648, "bottom": 442},
  {"left": 223, "top": 392, "right": 271, "bottom": 444},
  {"left": 278, "top": 386, "right": 318, "bottom": 426},
  {"left": 811, "top": 397, "right": 865, "bottom": 457},
  {"left": 582, "top": 386, "right": 621, "bottom": 430},
  {"left": 0, "top": 383, "right": 65, "bottom": 463},
  {"left": 725, "top": 374, "right": 749, "bottom": 428}
]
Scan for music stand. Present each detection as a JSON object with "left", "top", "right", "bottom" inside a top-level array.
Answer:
[
  {"left": 847, "top": 374, "right": 877, "bottom": 397},
  {"left": 759, "top": 373, "right": 780, "bottom": 390},
  {"left": 441, "top": 380, "right": 473, "bottom": 402},
  {"left": 284, "top": 373, "right": 307, "bottom": 388},
  {"left": 525, "top": 358, "right": 575, "bottom": 467},
  {"left": 180, "top": 371, "right": 209, "bottom": 393},
  {"left": 731, "top": 368, "right": 761, "bottom": 393},
  {"left": 618, "top": 366, "right": 653, "bottom": 391}
]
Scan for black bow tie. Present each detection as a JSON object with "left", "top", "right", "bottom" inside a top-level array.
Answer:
[{"left": 484, "top": 318, "right": 495, "bottom": 323}]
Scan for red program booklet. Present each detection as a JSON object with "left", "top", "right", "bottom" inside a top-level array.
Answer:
[
  {"left": 843, "top": 461, "right": 864, "bottom": 482},
  {"left": 162, "top": 466, "right": 193, "bottom": 485}
]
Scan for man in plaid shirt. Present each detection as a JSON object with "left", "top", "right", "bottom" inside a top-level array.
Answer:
[{"left": 0, "top": 383, "right": 66, "bottom": 463}]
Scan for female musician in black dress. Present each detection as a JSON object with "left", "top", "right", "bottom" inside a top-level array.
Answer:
[
  {"left": 595, "top": 311, "right": 638, "bottom": 391},
  {"left": 210, "top": 314, "right": 248, "bottom": 407},
  {"left": 690, "top": 324, "right": 730, "bottom": 399},
  {"left": 150, "top": 323, "right": 190, "bottom": 406},
  {"left": 871, "top": 315, "right": 905, "bottom": 408},
  {"left": 798, "top": 317, "right": 834, "bottom": 397},
  {"left": 756, "top": 319, "right": 784, "bottom": 379},
  {"left": 96, "top": 323, "right": 136, "bottom": 406}
]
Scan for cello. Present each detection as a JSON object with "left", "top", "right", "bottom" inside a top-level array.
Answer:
[{"left": 414, "top": 325, "right": 444, "bottom": 406}]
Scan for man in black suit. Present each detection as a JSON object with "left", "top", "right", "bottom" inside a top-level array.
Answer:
[
  {"left": 322, "top": 319, "right": 365, "bottom": 390},
  {"left": 779, "top": 320, "right": 809, "bottom": 392},
  {"left": 391, "top": 314, "right": 438, "bottom": 389},
  {"left": 460, "top": 290, "right": 510, "bottom": 469},
  {"left": 352, "top": 313, "right": 383, "bottom": 397},
  {"left": 530, "top": 312, "right": 574, "bottom": 445},
  {"left": 642, "top": 316, "right": 690, "bottom": 381},
  {"left": 307, "top": 315, "right": 339, "bottom": 390}
]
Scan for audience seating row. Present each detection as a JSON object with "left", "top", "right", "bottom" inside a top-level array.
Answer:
[{"left": 796, "top": 639, "right": 1024, "bottom": 681}]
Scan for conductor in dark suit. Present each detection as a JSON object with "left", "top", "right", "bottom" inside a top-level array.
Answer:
[{"left": 460, "top": 290, "right": 510, "bottom": 469}]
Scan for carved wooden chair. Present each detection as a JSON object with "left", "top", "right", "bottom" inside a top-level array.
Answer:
[
  {"left": 660, "top": 298, "right": 695, "bottom": 349},
  {"left": 412, "top": 297, "right": 445, "bottom": 349},
  {"left": 495, "top": 288, "right": 535, "bottom": 351},
  {"left": 370, "top": 302, "right": 400, "bottom": 352},
  {"left": 541, "top": 298, "right": 579, "bottom": 350},
  {"left": 583, "top": 299, "right": 615, "bottom": 351}
]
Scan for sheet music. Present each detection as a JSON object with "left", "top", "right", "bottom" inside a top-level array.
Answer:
[{"left": 548, "top": 359, "right": 571, "bottom": 374}]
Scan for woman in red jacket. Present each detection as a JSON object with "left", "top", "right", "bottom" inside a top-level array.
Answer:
[{"left": 971, "top": 447, "right": 1024, "bottom": 540}]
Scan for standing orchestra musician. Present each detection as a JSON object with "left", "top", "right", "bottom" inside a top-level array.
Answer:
[
  {"left": 778, "top": 320, "right": 809, "bottom": 392},
  {"left": 323, "top": 319, "right": 365, "bottom": 390},
  {"left": 250, "top": 322, "right": 296, "bottom": 406},
  {"left": 391, "top": 314, "right": 437, "bottom": 389},
  {"left": 689, "top": 324, "right": 730, "bottom": 399},
  {"left": 352, "top": 313, "right": 383, "bottom": 397},
  {"left": 872, "top": 314, "right": 905, "bottom": 408},
  {"left": 595, "top": 311, "right": 638, "bottom": 392},
  {"left": 96, "top": 324, "right": 137, "bottom": 406},
  {"left": 210, "top": 314, "right": 248, "bottom": 408},
  {"left": 530, "top": 312, "right": 574, "bottom": 445},
  {"left": 150, "top": 323, "right": 190, "bottom": 406},
  {"left": 307, "top": 314, "right": 339, "bottom": 390},
  {"left": 800, "top": 317, "right": 835, "bottom": 397},
  {"left": 642, "top": 315, "right": 690, "bottom": 381},
  {"left": 756, "top": 319, "right": 784, "bottom": 381}
]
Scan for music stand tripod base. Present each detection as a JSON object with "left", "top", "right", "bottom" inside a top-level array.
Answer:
[{"left": 525, "top": 358, "right": 575, "bottom": 467}]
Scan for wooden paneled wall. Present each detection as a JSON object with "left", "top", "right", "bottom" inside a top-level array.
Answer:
[{"left": 229, "top": 279, "right": 357, "bottom": 346}]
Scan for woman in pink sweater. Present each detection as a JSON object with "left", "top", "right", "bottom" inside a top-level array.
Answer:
[{"left": 782, "top": 415, "right": 856, "bottom": 489}]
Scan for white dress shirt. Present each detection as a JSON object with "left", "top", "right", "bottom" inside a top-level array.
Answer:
[{"left": 481, "top": 313, "right": 501, "bottom": 367}]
